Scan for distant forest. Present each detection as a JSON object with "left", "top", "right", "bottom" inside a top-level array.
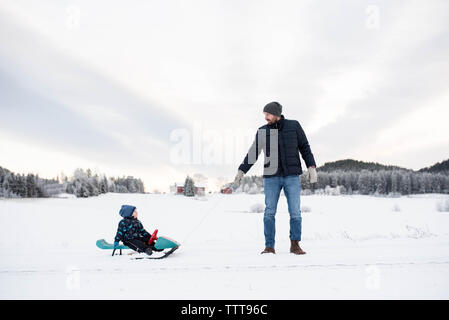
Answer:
[
  {"left": 2, "top": 158, "right": 448, "bottom": 198},
  {"left": 235, "top": 158, "right": 449, "bottom": 196},
  {"left": 0, "top": 166, "right": 145, "bottom": 198},
  {"left": 302, "top": 168, "right": 449, "bottom": 195},
  {"left": 306, "top": 158, "right": 449, "bottom": 195}
]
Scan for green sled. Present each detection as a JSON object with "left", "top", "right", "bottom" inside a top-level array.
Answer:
[{"left": 96, "top": 236, "right": 180, "bottom": 253}]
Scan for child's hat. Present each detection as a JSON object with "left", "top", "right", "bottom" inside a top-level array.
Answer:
[{"left": 119, "top": 205, "right": 136, "bottom": 218}]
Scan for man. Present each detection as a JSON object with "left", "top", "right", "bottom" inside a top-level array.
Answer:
[{"left": 234, "top": 102, "right": 317, "bottom": 255}]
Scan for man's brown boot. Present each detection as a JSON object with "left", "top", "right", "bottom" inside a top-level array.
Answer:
[
  {"left": 261, "top": 247, "right": 276, "bottom": 254},
  {"left": 290, "top": 240, "right": 306, "bottom": 255}
]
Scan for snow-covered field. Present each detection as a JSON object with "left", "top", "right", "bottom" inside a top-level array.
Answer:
[{"left": 1, "top": 192, "right": 448, "bottom": 299}]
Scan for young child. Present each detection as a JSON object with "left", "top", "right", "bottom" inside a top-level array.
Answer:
[{"left": 114, "top": 205, "right": 158, "bottom": 256}]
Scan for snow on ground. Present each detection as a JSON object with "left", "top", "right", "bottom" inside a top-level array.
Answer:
[{"left": 0, "top": 192, "right": 448, "bottom": 299}]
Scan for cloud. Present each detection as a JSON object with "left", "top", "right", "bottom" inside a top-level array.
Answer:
[
  {"left": 303, "top": 0, "right": 449, "bottom": 168},
  {"left": 0, "top": 9, "right": 190, "bottom": 171}
]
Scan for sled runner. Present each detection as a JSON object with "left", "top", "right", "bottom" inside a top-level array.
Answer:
[
  {"left": 132, "top": 245, "right": 179, "bottom": 260},
  {"left": 96, "top": 236, "right": 180, "bottom": 258}
]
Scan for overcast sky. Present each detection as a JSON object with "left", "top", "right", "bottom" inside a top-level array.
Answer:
[{"left": 1, "top": 0, "right": 448, "bottom": 192}]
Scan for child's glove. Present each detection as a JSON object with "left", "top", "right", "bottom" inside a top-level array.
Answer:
[{"left": 114, "top": 241, "right": 119, "bottom": 249}]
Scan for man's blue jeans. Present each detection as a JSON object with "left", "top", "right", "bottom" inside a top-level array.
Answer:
[{"left": 263, "top": 175, "right": 302, "bottom": 248}]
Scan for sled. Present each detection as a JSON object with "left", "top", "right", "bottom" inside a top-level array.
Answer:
[{"left": 96, "top": 236, "right": 180, "bottom": 258}]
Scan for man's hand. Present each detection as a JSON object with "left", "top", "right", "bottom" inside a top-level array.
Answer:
[
  {"left": 308, "top": 166, "right": 317, "bottom": 184},
  {"left": 233, "top": 170, "right": 245, "bottom": 186},
  {"left": 113, "top": 241, "right": 119, "bottom": 249}
]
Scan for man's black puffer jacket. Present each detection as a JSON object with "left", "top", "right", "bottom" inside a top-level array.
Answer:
[{"left": 238, "top": 115, "right": 316, "bottom": 177}]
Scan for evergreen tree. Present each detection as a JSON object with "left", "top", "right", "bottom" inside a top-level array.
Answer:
[{"left": 184, "top": 176, "right": 195, "bottom": 197}]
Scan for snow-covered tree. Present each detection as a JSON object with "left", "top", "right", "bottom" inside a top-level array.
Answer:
[{"left": 184, "top": 176, "right": 195, "bottom": 197}]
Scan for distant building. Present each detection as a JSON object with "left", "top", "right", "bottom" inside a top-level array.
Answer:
[
  {"left": 221, "top": 186, "right": 233, "bottom": 194},
  {"left": 170, "top": 182, "right": 185, "bottom": 195},
  {"left": 220, "top": 183, "right": 233, "bottom": 194},
  {"left": 171, "top": 181, "right": 206, "bottom": 196},
  {"left": 194, "top": 184, "right": 206, "bottom": 196}
]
